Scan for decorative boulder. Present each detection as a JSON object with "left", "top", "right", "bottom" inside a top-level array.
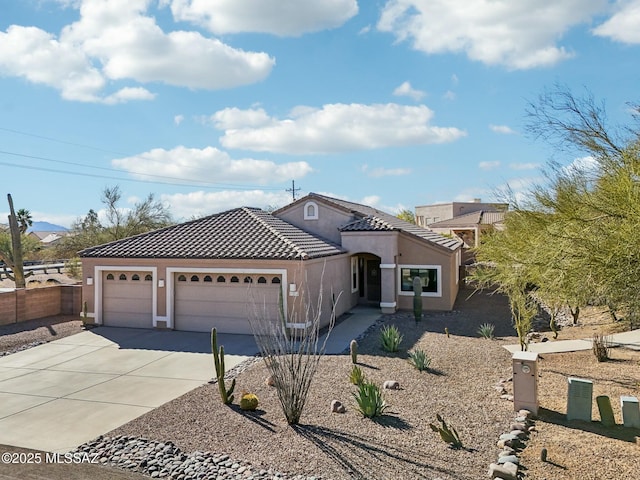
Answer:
[
  {"left": 383, "top": 380, "right": 400, "bottom": 390},
  {"left": 265, "top": 375, "right": 275, "bottom": 387},
  {"left": 331, "top": 400, "right": 346, "bottom": 413}
]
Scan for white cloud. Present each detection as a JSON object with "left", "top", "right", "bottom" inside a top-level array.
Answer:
[
  {"left": 479, "top": 161, "right": 500, "bottom": 170},
  {"left": 214, "top": 103, "right": 466, "bottom": 154},
  {"left": 112, "top": 146, "right": 313, "bottom": 184},
  {"left": 361, "top": 195, "right": 382, "bottom": 208},
  {"left": 509, "top": 162, "right": 540, "bottom": 171},
  {"left": 593, "top": 0, "right": 640, "bottom": 43},
  {"left": 443, "top": 90, "right": 456, "bottom": 100},
  {"left": 103, "top": 87, "right": 156, "bottom": 104},
  {"left": 451, "top": 74, "right": 459, "bottom": 85},
  {"left": 0, "top": 0, "right": 274, "bottom": 102},
  {"left": 361, "top": 164, "right": 412, "bottom": 177},
  {"left": 489, "top": 124, "right": 517, "bottom": 135},
  {"left": 161, "top": 190, "right": 292, "bottom": 220},
  {"left": 166, "top": 0, "right": 358, "bottom": 36},
  {"left": 563, "top": 155, "right": 599, "bottom": 175},
  {"left": 359, "top": 25, "right": 372, "bottom": 35},
  {"left": 377, "top": 0, "right": 605, "bottom": 69},
  {"left": 174, "top": 114, "right": 184, "bottom": 125},
  {"left": 393, "top": 81, "right": 426, "bottom": 101}
]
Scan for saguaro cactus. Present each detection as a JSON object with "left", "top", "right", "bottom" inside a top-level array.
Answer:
[
  {"left": 413, "top": 276, "right": 423, "bottom": 322},
  {"left": 211, "top": 328, "right": 235, "bottom": 405}
]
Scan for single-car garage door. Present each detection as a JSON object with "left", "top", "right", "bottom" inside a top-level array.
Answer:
[
  {"left": 174, "top": 273, "right": 281, "bottom": 334},
  {"left": 102, "top": 271, "right": 153, "bottom": 328}
]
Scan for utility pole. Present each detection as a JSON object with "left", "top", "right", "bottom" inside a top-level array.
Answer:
[{"left": 286, "top": 180, "right": 300, "bottom": 202}]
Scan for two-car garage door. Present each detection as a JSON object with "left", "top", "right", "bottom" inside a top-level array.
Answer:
[
  {"left": 174, "top": 273, "right": 281, "bottom": 334},
  {"left": 101, "top": 270, "right": 282, "bottom": 333}
]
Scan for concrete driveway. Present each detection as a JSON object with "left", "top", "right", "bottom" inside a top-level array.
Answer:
[{"left": 0, "top": 327, "right": 257, "bottom": 453}]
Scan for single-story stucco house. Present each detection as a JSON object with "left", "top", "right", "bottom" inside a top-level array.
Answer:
[{"left": 79, "top": 193, "right": 463, "bottom": 333}]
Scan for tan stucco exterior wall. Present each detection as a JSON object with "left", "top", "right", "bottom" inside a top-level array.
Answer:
[
  {"left": 275, "top": 201, "right": 354, "bottom": 245},
  {"left": 81, "top": 254, "right": 355, "bottom": 330}
]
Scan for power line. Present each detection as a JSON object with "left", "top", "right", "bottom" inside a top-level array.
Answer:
[
  {"left": 0, "top": 126, "right": 129, "bottom": 156},
  {"left": 286, "top": 180, "right": 301, "bottom": 201},
  {"left": 0, "top": 150, "right": 284, "bottom": 191}
]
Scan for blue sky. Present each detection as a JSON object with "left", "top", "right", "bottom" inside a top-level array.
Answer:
[{"left": 1, "top": 0, "right": 639, "bottom": 228}]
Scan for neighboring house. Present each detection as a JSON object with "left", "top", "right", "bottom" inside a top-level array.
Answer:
[
  {"left": 79, "top": 194, "right": 462, "bottom": 334},
  {"left": 428, "top": 210, "right": 506, "bottom": 249},
  {"left": 415, "top": 199, "right": 508, "bottom": 227},
  {"left": 28, "top": 231, "right": 68, "bottom": 247}
]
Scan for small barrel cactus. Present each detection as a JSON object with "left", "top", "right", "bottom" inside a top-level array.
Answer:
[{"left": 240, "top": 392, "right": 259, "bottom": 411}]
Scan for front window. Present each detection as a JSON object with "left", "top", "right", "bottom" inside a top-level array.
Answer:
[
  {"left": 399, "top": 266, "right": 440, "bottom": 296},
  {"left": 351, "top": 256, "right": 359, "bottom": 293}
]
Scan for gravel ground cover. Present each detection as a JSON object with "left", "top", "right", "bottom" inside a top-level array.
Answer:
[
  {"left": 2, "top": 286, "right": 638, "bottom": 479},
  {"left": 0, "top": 314, "right": 83, "bottom": 355},
  {"left": 108, "top": 289, "right": 519, "bottom": 480}
]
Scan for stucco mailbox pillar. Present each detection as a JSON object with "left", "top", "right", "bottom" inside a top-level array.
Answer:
[{"left": 512, "top": 351, "right": 539, "bottom": 415}]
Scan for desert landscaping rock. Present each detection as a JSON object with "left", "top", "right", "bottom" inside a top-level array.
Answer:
[
  {"left": 74, "top": 436, "right": 322, "bottom": 480},
  {"left": 382, "top": 380, "right": 400, "bottom": 389},
  {"left": 330, "top": 400, "right": 345, "bottom": 413}
]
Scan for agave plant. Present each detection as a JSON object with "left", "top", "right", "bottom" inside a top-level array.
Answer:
[
  {"left": 353, "top": 381, "right": 387, "bottom": 418},
  {"left": 380, "top": 325, "right": 403, "bottom": 352},
  {"left": 349, "top": 364, "right": 366, "bottom": 385},
  {"left": 477, "top": 322, "right": 495, "bottom": 339},
  {"left": 408, "top": 349, "right": 431, "bottom": 371}
]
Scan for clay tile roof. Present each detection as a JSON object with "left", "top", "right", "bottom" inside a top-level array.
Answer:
[
  {"left": 306, "top": 194, "right": 461, "bottom": 251},
  {"left": 428, "top": 210, "right": 506, "bottom": 228},
  {"left": 79, "top": 207, "right": 346, "bottom": 260}
]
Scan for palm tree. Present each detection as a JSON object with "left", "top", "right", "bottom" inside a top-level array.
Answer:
[{"left": 16, "top": 209, "right": 32, "bottom": 234}]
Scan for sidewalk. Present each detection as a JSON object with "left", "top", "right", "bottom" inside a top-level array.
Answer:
[
  {"left": 321, "top": 306, "right": 382, "bottom": 354},
  {"left": 503, "top": 328, "right": 640, "bottom": 354}
]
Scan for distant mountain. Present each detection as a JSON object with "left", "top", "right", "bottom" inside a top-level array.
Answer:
[{"left": 28, "top": 221, "right": 69, "bottom": 232}]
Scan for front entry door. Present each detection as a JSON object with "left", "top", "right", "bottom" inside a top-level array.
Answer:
[{"left": 366, "top": 259, "right": 381, "bottom": 303}]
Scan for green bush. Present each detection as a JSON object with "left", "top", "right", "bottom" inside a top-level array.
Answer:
[
  {"left": 477, "top": 322, "right": 495, "bottom": 339},
  {"left": 353, "top": 381, "right": 387, "bottom": 418},
  {"left": 380, "top": 325, "right": 403, "bottom": 352},
  {"left": 408, "top": 349, "right": 431, "bottom": 371},
  {"left": 349, "top": 364, "right": 366, "bottom": 385}
]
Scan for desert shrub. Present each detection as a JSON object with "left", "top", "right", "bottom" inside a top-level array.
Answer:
[
  {"left": 380, "top": 325, "right": 403, "bottom": 352},
  {"left": 592, "top": 333, "right": 611, "bottom": 362},
  {"left": 477, "top": 322, "right": 495, "bottom": 339},
  {"left": 349, "top": 364, "right": 365, "bottom": 385},
  {"left": 353, "top": 381, "right": 387, "bottom": 418},
  {"left": 408, "top": 349, "right": 431, "bottom": 371},
  {"left": 239, "top": 392, "right": 259, "bottom": 411}
]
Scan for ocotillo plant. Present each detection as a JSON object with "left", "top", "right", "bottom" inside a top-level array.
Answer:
[
  {"left": 211, "top": 328, "right": 235, "bottom": 405},
  {"left": 413, "top": 276, "right": 423, "bottom": 322}
]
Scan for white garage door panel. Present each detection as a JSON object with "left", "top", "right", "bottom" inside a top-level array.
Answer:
[
  {"left": 174, "top": 277, "right": 279, "bottom": 334},
  {"left": 103, "top": 272, "right": 153, "bottom": 329}
]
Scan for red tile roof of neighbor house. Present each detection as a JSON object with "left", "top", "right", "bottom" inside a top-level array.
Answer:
[
  {"left": 306, "top": 193, "right": 462, "bottom": 251},
  {"left": 427, "top": 210, "right": 506, "bottom": 228},
  {"left": 79, "top": 207, "right": 346, "bottom": 260}
]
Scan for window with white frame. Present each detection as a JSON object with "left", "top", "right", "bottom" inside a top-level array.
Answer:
[
  {"left": 399, "top": 265, "right": 441, "bottom": 297},
  {"left": 351, "top": 256, "right": 359, "bottom": 293},
  {"left": 303, "top": 201, "right": 319, "bottom": 220}
]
